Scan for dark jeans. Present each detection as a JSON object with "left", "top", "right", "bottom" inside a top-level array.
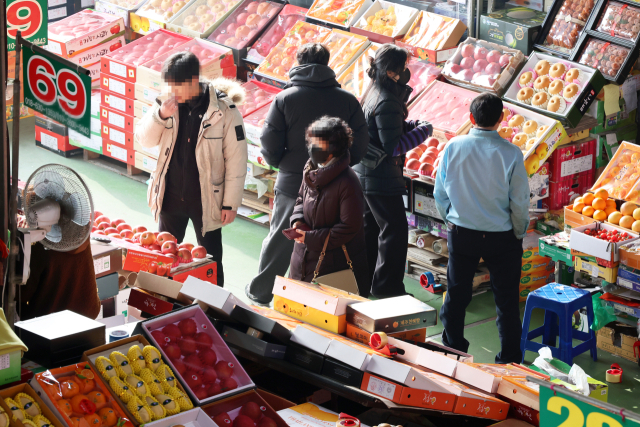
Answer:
[
  {"left": 440, "top": 224, "right": 523, "bottom": 364},
  {"left": 363, "top": 194, "right": 408, "bottom": 297},
  {"left": 159, "top": 193, "right": 224, "bottom": 287}
]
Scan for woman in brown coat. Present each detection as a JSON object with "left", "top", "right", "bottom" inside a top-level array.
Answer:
[{"left": 289, "top": 117, "right": 370, "bottom": 297}]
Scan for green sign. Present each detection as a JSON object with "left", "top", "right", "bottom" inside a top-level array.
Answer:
[
  {"left": 6, "top": 0, "right": 48, "bottom": 51},
  {"left": 23, "top": 45, "right": 92, "bottom": 137},
  {"left": 540, "top": 387, "right": 639, "bottom": 427}
]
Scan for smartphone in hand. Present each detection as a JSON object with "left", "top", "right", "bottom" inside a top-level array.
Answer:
[{"left": 282, "top": 228, "right": 303, "bottom": 240}]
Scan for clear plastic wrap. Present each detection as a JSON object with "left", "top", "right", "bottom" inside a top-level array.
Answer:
[
  {"left": 337, "top": 44, "right": 379, "bottom": 100},
  {"left": 170, "top": 0, "right": 243, "bottom": 35},
  {"left": 237, "top": 81, "right": 280, "bottom": 117},
  {"left": 543, "top": 0, "right": 596, "bottom": 54},
  {"left": 104, "top": 31, "right": 188, "bottom": 67},
  {"left": 325, "top": 30, "right": 368, "bottom": 75},
  {"left": 98, "top": 0, "right": 146, "bottom": 9},
  {"left": 48, "top": 10, "right": 122, "bottom": 39},
  {"left": 592, "top": 147, "right": 640, "bottom": 199},
  {"left": 401, "top": 11, "right": 461, "bottom": 50},
  {"left": 596, "top": 1, "right": 640, "bottom": 41},
  {"left": 207, "top": 0, "right": 284, "bottom": 49},
  {"left": 406, "top": 58, "right": 441, "bottom": 98},
  {"left": 141, "top": 39, "right": 234, "bottom": 72},
  {"left": 244, "top": 103, "right": 270, "bottom": 129},
  {"left": 136, "top": 0, "right": 194, "bottom": 23},
  {"left": 352, "top": 1, "right": 417, "bottom": 37},
  {"left": 306, "top": 0, "right": 367, "bottom": 26},
  {"left": 577, "top": 37, "right": 630, "bottom": 78},
  {"left": 246, "top": 5, "right": 308, "bottom": 62},
  {"left": 254, "top": 21, "right": 331, "bottom": 81}
]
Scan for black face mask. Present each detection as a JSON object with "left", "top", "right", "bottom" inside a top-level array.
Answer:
[
  {"left": 396, "top": 68, "right": 411, "bottom": 86},
  {"left": 309, "top": 146, "right": 331, "bottom": 166}
]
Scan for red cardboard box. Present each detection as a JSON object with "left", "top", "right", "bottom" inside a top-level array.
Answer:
[
  {"left": 128, "top": 287, "right": 175, "bottom": 316},
  {"left": 100, "top": 104, "right": 135, "bottom": 133},
  {"left": 103, "top": 139, "right": 135, "bottom": 165},
  {"left": 173, "top": 261, "right": 218, "bottom": 284},
  {"left": 101, "top": 89, "right": 135, "bottom": 116},
  {"left": 548, "top": 138, "right": 596, "bottom": 182},
  {"left": 543, "top": 172, "right": 595, "bottom": 211},
  {"left": 35, "top": 126, "right": 78, "bottom": 152},
  {"left": 101, "top": 74, "right": 135, "bottom": 98},
  {"left": 101, "top": 123, "right": 134, "bottom": 150}
]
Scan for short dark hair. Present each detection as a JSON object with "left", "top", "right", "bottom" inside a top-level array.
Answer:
[
  {"left": 305, "top": 116, "right": 353, "bottom": 156},
  {"left": 470, "top": 93, "right": 503, "bottom": 127},
  {"left": 162, "top": 52, "right": 200, "bottom": 84},
  {"left": 297, "top": 43, "right": 330, "bottom": 66}
]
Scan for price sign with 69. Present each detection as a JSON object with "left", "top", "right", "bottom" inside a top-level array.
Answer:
[
  {"left": 23, "top": 48, "right": 92, "bottom": 137},
  {"left": 6, "top": 0, "right": 48, "bottom": 51}
]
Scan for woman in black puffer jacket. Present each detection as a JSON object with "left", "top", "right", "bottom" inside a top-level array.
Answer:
[{"left": 354, "top": 44, "right": 431, "bottom": 298}]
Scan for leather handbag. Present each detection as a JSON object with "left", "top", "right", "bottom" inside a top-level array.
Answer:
[{"left": 312, "top": 235, "right": 359, "bottom": 295}]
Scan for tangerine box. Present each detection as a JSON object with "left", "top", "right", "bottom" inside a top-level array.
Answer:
[
  {"left": 351, "top": 0, "right": 419, "bottom": 45},
  {"left": 389, "top": 336, "right": 473, "bottom": 378},
  {"left": 396, "top": 10, "right": 466, "bottom": 63},
  {"left": 345, "top": 323, "right": 425, "bottom": 345},
  {"left": 324, "top": 29, "right": 370, "bottom": 77},
  {"left": 103, "top": 139, "right": 135, "bottom": 165},
  {"left": 590, "top": 141, "right": 640, "bottom": 201}
]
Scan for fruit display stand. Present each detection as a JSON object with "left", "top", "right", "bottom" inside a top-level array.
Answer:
[
  {"left": 142, "top": 305, "right": 256, "bottom": 404},
  {"left": 396, "top": 10, "right": 467, "bottom": 64},
  {"left": 238, "top": 81, "right": 281, "bottom": 118},
  {"left": 32, "top": 363, "right": 134, "bottom": 427},
  {"left": 337, "top": 43, "right": 380, "bottom": 100},
  {"left": 132, "top": 0, "right": 198, "bottom": 35},
  {"left": 502, "top": 51, "right": 606, "bottom": 128},
  {"left": 534, "top": 0, "right": 599, "bottom": 58},
  {"left": 166, "top": 0, "right": 244, "bottom": 38},
  {"left": 350, "top": 0, "right": 419, "bottom": 44},
  {"left": 305, "top": 0, "right": 373, "bottom": 30},
  {"left": 441, "top": 37, "right": 525, "bottom": 96},
  {"left": 0, "top": 383, "right": 66, "bottom": 427},
  {"left": 324, "top": 30, "right": 370, "bottom": 77}
]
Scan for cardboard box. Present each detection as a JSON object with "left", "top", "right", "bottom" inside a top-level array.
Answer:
[
  {"left": 547, "top": 138, "right": 596, "bottom": 182},
  {"left": 134, "top": 150, "right": 158, "bottom": 173},
  {"left": 166, "top": 0, "right": 243, "bottom": 38},
  {"left": 135, "top": 83, "right": 161, "bottom": 104},
  {"left": 132, "top": 0, "right": 198, "bottom": 32},
  {"left": 305, "top": 0, "right": 373, "bottom": 30},
  {"left": 453, "top": 363, "right": 542, "bottom": 394},
  {"left": 91, "top": 242, "right": 122, "bottom": 279},
  {"left": 345, "top": 323, "right": 426, "bottom": 345},
  {"left": 128, "top": 287, "right": 176, "bottom": 316},
  {"left": 101, "top": 89, "right": 135, "bottom": 116},
  {"left": 274, "top": 295, "right": 346, "bottom": 334},
  {"left": 144, "top": 408, "right": 219, "bottom": 427},
  {"left": 397, "top": 11, "right": 467, "bottom": 63},
  {"left": 539, "top": 237, "right": 573, "bottom": 266},
  {"left": 35, "top": 115, "right": 68, "bottom": 136},
  {"left": 222, "top": 325, "right": 287, "bottom": 359},
  {"left": 134, "top": 140, "right": 160, "bottom": 160},
  {"left": 69, "top": 128, "right": 103, "bottom": 154},
  {"left": 101, "top": 123, "right": 134, "bottom": 150},
  {"left": 521, "top": 257, "right": 554, "bottom": 275},
  {"left": 101, "top": 104, "right": 135, "bottom": 133},
  {"left": 178, "top": 276, "right": 250, "bottom": 319},
  {"left": 0, "top": 350, "right": 21, "bottom": 386},
  {"left": 390, "top": 336, "right": 473, "bottom": 377},
  {"left": 596, "top": 325, "right": 639, "bottom": 363},
  {"left": 35, "top": 126, "right": 82, "bottom": 156},
  {"left": 351, "top": 0, "right": 419, "bottom": 44},
  {"left": 101, "top": 73, "right": 135, "bottom": 98},
  {"left": 135, "top": 271, "right": 187, "bottom": 299},
  {"left": 95, "top": 0, "right": 146, "bottom": 27},
  {"left": 496, "top": 376, "right": 541, "bottom": 412},
  {"left": 230, "top": 305, "right": 292, "bottom": 344},
  {"left": 0, "top": 383, "right": 65, "bottom": 427},
  {"left": 617, "top": 266, "right": 640, "bottom": 292},
  {"left": 547, "top": 173, "right": 596, "bottom": 211},
  {"left": 103, "top": 139, "right": 135, "bottom": 165},
  {"left": 65, "top": 35, "right": 125, "bottom": 67},
  {"left": 574, "top": 257, "right": 618, "bottom": 282},
  {"left": 46, "top": 10, "right": 125, "bottom": 57},
  {"left": 570, "top": 222, "right": 639, "bottom": 263},
  {"left": 346, "top": 295, "right": 437, "bottom": 334},
  {"left": 134, "top": 99, "right": 153, "bottom": 119},
  {"left": 284, "top": 343, "right": 325, "bottom": 373},
  {"left": 201, "top": 390, "right": 289, "bottom": 427},
  {"left": 529, "top": 162, "right": 549, "bottom": 203},
  {"left": 479, "top": 8, "right": 545, "bottom": 55}
]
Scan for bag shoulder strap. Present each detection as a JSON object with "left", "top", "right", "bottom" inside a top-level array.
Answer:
[{"left": 313, "top": 235, "right": 354, "bottom": 282}]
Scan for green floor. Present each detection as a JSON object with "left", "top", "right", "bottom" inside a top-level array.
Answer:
[{"left": 10, "top": 117, "right": 639, "bottom": 410}]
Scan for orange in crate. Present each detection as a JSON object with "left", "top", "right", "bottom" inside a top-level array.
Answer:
[
  {"left": 307, "top": 0, "right": 367, "bottom": 26},
  {"left": 592, "top": 142, "right": 640, "bottom": 200}
]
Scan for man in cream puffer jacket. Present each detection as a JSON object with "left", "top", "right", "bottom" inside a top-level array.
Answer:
[{"left": 135, "top": 52, "right": 247, "bottom": 287}]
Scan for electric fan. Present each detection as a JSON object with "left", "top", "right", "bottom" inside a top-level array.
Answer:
[{"left": 19, "top": 164, "right": 94, "bottom": 283}]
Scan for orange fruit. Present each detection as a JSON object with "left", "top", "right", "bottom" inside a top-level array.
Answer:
[
  {"left": 75, "top": 376, "right": 95, "bottom": 394},
  {"left": 69, "top": 417, "right": 90, "bottom": 427},
  {"left": 58, "top": 399, "right": 73, "bottom": 416},
  {"left": 582, "top": 206, "right": 595, "bottom": 217},
  {"left": 606, "top": 198, "right": 617, "bottom": 208},
  {"left": 633, "top": 220, "right": 640, "bottom": 232},
  {"left": 582, "top": 193, "right": 595, "bottom": 206},
  {"left": 620, "top": 215, "right": 635, "bottom": 229},
  {"left": 634, "top": 208, "right": 640, "bottom": 221},
  {"left": 573, "top": 202, "right": 585, "bottom": 213},
  {"left": 609, "top": 211, "right": 622, "bottom": 225},
  {"left": 98, "top": 408, "right": 118, "bottom": 427},
  {"left": 595, "top": 189, "right": 609, "bottom": 200},
  {"left": 593, "top": 210, "right": 607, "bottom": 221},
  {"left": 620, "top": 202, "right": 638, "bottom": 216},
  {"left": 87, "top": 392, "right": 107, "bottom": 411},
  {"left": 44, "top": 382, "right": 63, "bottom": 400},
  {"left": 84, "top": 414, "right": 101, "bottom": 427},
  {"left": 61, "top": 380, "right": 80, "bottom": 399},
  {"left": 574, "top": 197, "right": 585, "bottom": 205},
  {"left": 605, "top": 206, "right": 618, "bottom": 216},
  {"left": 70, "top": 394, "right": 91, "bottom": 414},
  {"left": 592, "top": 197, "right": 606, "bottom": 211}
]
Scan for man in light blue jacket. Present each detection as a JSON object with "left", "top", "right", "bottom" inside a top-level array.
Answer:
[{"left": 434, "top": 93, "right": 530, "bottom": 364}]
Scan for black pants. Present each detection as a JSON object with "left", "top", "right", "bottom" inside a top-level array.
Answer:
[
  {"left": 440, "top": 224, "right": 523, "bottom": 364},
  {"left": 363, "top": 194, "right": 408, "bottom": 297},
  {"left": 159, "top": 193, "right": 224, "bottom": 287}
]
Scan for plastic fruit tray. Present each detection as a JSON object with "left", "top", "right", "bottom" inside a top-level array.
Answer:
[
  {"left": 406, "top": 58, "right": 442, "bottom": 102},
  {"left": 352, "top": 0, "right": 419, "bottom": 43},
  {"left": 535, "top": 0, "right": 597, "bottom": 57},
  {"left": 591, "top": 141, "right": 640, "bottom": 200},
  {"left": 401, "top": 10, "right": 464, "bottom": 50},
  {"left": 135, "top": 0, "right": 196, "bottom": 24},
  {"left": 254, "top": 21, "right": 331, "bottom": 82},
  {"left": 167, "top": 0, "right": 243, "bottom": 38},
  {"left": 201, "top": 390, "right": 288, "bottom": 427},
  {"left": 33, "top": 363, "right": 134, "bottom": 427},
  {"left": 207, "top": 0, "right": 284, "bottom": 49},
  {"left": 325, "top": 30, "right": 370, "bottom": 76},
  {"left": 306, "top": 0, "right": 370, "bottom": 28},
  {"left": 246, "top": 4, "right": 308, "bottom": 63},
  {"left": 100, "top": 29, "right": 192, "bottom": 82},
  {"left": 594, "top": 0, "right": 640, "bottom": 42},
  {"left": 244, "top": 103, "right": 270, "bottom": 146},
  {"left": 337, "top": 43, "right": 380, "bottom": 100},
  {"left": 47, "top": 10, "right": 125, "bottom": 58},
  {"left": 142, "top": 305, "right": 255, "bottom": 405},
  {"left": 441, "top": 37, "right": 525, "bottom": 95},
  {"left": 407, "top": 80, "right": 478, "bottom": 139},
  {"left": 576, "top": 37, "right": 631, "bottom": 80},
  {"left": 238, "top": 81, "right": 281, "bottom": 117}
]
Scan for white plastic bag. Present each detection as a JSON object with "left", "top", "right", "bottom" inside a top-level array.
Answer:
[{"left": 532, "top": 347, "right": 590, "bottom": 396}]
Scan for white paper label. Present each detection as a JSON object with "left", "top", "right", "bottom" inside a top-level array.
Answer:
[
  {"left": 367, "top": 376, "right": 396, "bottom": 400},
  {"left": 109, "top": 94, "right": 126, "bottom": 112},
  {"left": 588, "top": 264, "right": 599, "bottom": 278},
  {"left": 45, "top": 41, "right": 63, "bottom": 55},
  {"left": 110, "top": 61, "right": 127, "bottom": 78},
  {"left": 40, "top": 133, "right": 58, "bottom": 151},
  {"left": 605, "top": 133, "right": 618, "bottom": 146},
  {"left": 49, "top": 0, "right": 67, "bottom": 6},
  {"left": 108, "top": 111, "right": 125, "bottom": 129},
  {"left": 143, "top": 156, "right": 157, "bottom": 171},
  {"left": 414, "top": 194, "right": 442, "bottom": 220},
  {"left": 614, "top": 303, "right": 634, "bottom": 315},
  {"left": 245, "top": 124, "right": 262, "bottom": 145},
  {"left": 94, "top": 255, "right": 111, "bottom": 274},
  {"left": 109, "top": 144, "right": 127, "bottom": 162},
  {"left": 617, "top": 278, "right": 633, "bottom": 289},
  {"left": 110, "top": 128, "right": 126, "bottom": 145},
  {"left": 143, "top": 88, "right": 159, "bottom": 103},
  {"left": 560, "top": 155, "right": 593, "bottom": 178},
  {"left": 49, "top": 7, "right": 68, "bottom": 19},
  {"left": 108, "top": 78, "right": 126, "bottom": 96},
  {"left": 0, "top": 354, "right": 10, "bottom": 370}
]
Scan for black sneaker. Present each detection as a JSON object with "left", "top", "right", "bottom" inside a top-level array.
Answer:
[{"left": 245, "top": 284, "right": 271, "bottom": 307}]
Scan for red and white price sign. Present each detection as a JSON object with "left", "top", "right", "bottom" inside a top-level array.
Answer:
[{"left": 6, "top": 0, "right": 48, "bottom": 51}]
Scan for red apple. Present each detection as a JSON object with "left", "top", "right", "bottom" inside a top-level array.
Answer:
[
  {"left": 184, "top": 354, "right": 204, "bottom": 372},
  {"left": 94, "top": 211, "right": 103, "bottom": 220},
  {"left": 162, "top": 324, "right": 182, "bottom": 342},
  {"left": 162, "top": 241, "right": 178, "bottom": 255},
  {"left": 172, "top": 358, "right": 186, "bottom": 375},
  {"left": 213, "top": 413, "right": 232, "bottom": 426},
  {"left": 133, "top": 225, "right": 147, "bottom": 233},
  {"left": 111, "top": 219, "right": 125, "bottom": 228},
  {"left": 208, "top": 382, "right": 222, "bottom": 397},
  {"left": 184, "top": 370, "right": 202, "bottom": 389},
  {"left": 485, "top": 62, "right": 502, "bottom": 75},
  {"left": 473, "top": 59, "right": 488, "bottom": 73},
  {"left": 203, "top": 366, "right": 218, "bottom": 383},
  {"left": 473, "top": 46, "right": 488, "bottom": 60},
  {"left": 486, "top": 50, "right": 501, "bottom": 63},
  {"left": 195, "top": 387, "right": 208, "bottom": 400},
  {"left": 499, "top": 54, "right": 511, "bottom": 67},
  {"left": 460, "top": 57, "right": 474, "bottom": 69},
  {"left": 179, "top": 318, "right": 198, "bottom": 336},
  {"left": 461, "top": 69, "right": 474, "bottom": 81},
  {"left": 221, "top": 378, "right": 238, "bottom": 392},
  {"left": 425, "top": 137, "right": 439, "bottom": 148},
  {"left": 240, "top": 402, "right": 262, "bottom": 421},
  {"left": 104, "top": 227, "right": 119, "bottom": 235},
  {"left": 449, "top": 64, "right": 462, "bottom": 74},
  {"left": 157, "top": 232, "right": 176, "bottom": 245},
  {"left": 215, "top": 361, "right": 234, "bottom": 380},
  {"left": 164, "top": 343, "right": 182, "bottom": 359},
  {"left": 97, "top": 222, "right": 111, "bottom": 231},
  {"left": 94, "top": 230, "right": 105, "bottom": 235},
  {"left": 149, "top": 244, "right": 162, "bottom": 252},
  {"left": 195, "top": 332, "right": 213, "bottom": 351},
  {"left": 199, "top": 348, "right": 217, "bottom": 366},
  {"left": 257, "top": 418, "right": 277, "bottom": 427},
  {"left": 177, "top": 248, "right": 193, "bottom": 263},
  {"left": 116, "top": 223, "right": 132, "bottom": 232},
  {"left": 133, "top": 232, "right": 142, "bottom": 243},
  {"left": 95, "top": 215, "right": 110, "bottom": 225},
  {"left": 121, "top": 230, "right": 134, "bottom": 239},
  {"left": 178, "top": 242, "right": 194, "bottom": 251},
  {"left": 91, "top": 226, "right": 97, "bottom": 232},
  {"left": 472, "top": 72, "right": 482, "bottom": 82},
  {"left": 150, "top": 329, "right": 166, "bottom": 346},
  {"left": 191, "top": 246, "right": 207, "bottom": 259},
  {"left": 140, "top": 231, "right": 156, "bottom": 245},
  {"left": 460, "top": 44, "right": 474, "bottom": 58}
]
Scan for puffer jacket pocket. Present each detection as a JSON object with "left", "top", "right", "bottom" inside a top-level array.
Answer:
[{"left": 211, "top": 181, "right": 225, "bottom": 221}]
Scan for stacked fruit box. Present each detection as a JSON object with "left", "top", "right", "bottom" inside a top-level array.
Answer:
[
  {"left": 519, "top": 232, "right": 555, "bottom": 301},
  {"left": 99, "top": 29, "right": 192, "bottom": 169},
  {"left": 46, "top": 10, "right": 126, "bottom": 88},
  {"left": 69, "top": 90, "right": 105, "bottom": 154}
]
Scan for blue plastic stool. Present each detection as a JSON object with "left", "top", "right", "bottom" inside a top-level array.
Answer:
[{"left": 520, "top": 283, "right": 597, "bottom": 365}]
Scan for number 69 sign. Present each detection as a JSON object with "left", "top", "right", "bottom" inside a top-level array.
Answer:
[
  {"left": 23, "top": 46, "right": 92, "bottom": 137},
  {"left": 6, "top": 0, "right": 48, "bottom": 51}
]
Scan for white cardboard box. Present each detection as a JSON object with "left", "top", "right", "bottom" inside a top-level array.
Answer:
[
  {"left": 390, "top": 337, "right": 473, "bottom": 377},
  {"left": 570, "top": 223, "right": 639, "bottom": 262},
  {"left": 144, "top": 409, "right": 216, "bottom": 427},
  {"left": 178, "top": 276, "right": 250, "bottom": 318},
  {"left": 365, "top": 354, "right": 451, "bottom": 393}
]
